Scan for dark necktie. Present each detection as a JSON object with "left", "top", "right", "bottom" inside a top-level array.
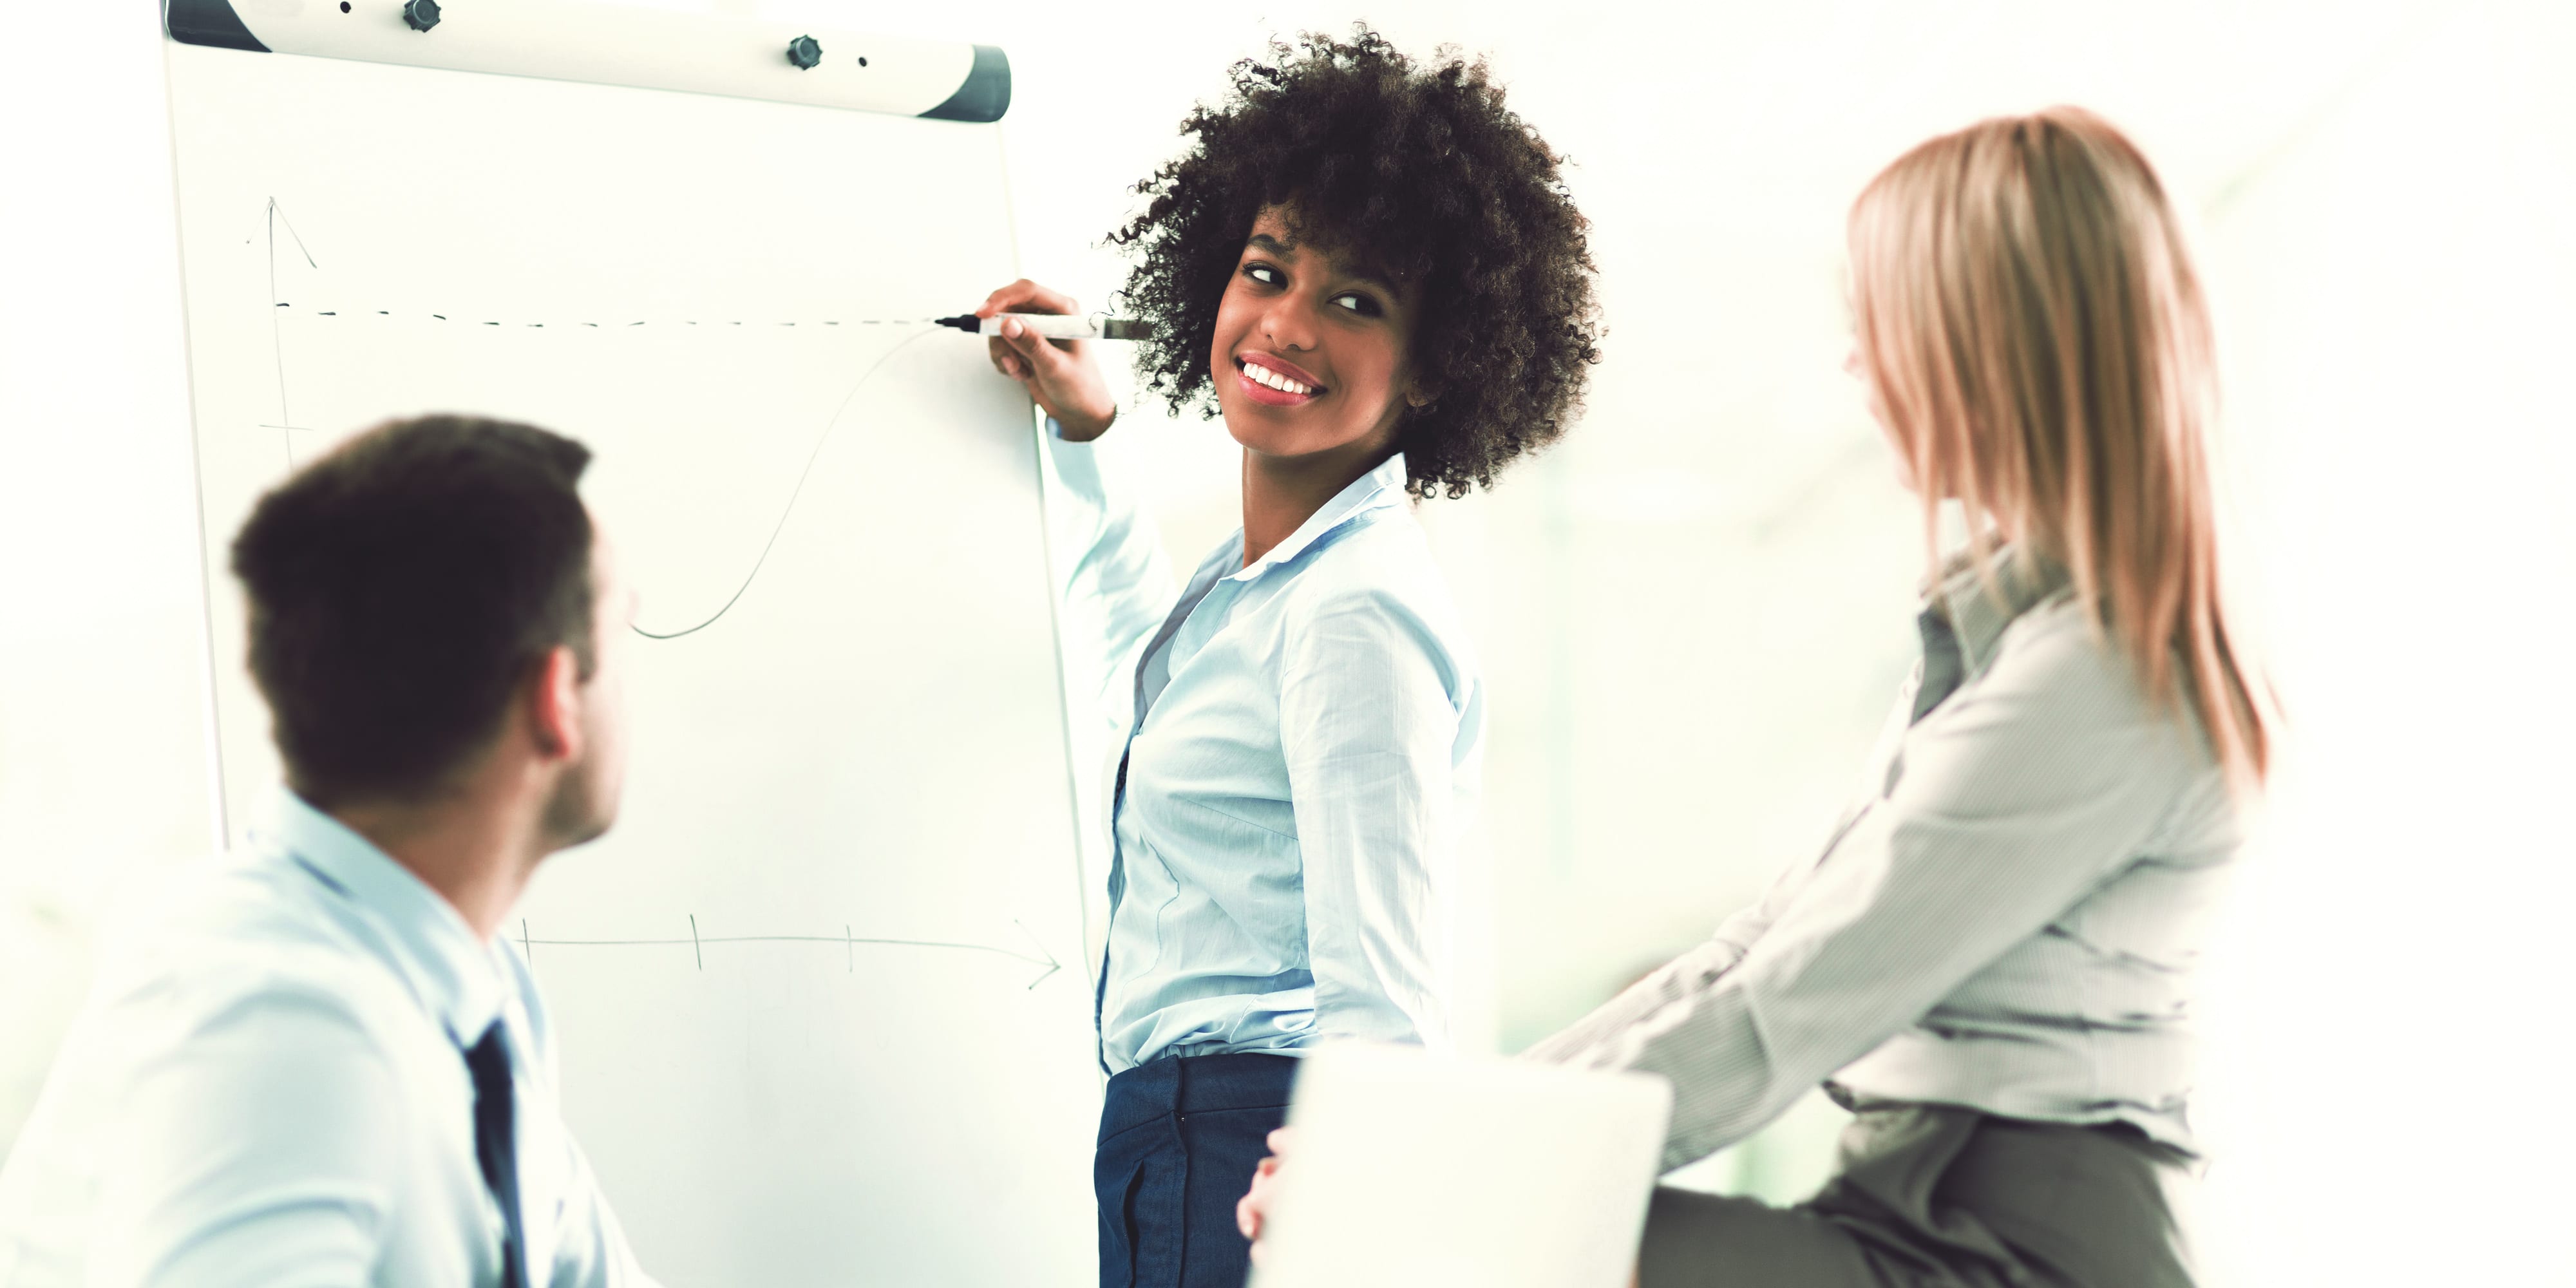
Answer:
[{"left": 464, "top": 1022, "right": 532, "bottom": 1288}]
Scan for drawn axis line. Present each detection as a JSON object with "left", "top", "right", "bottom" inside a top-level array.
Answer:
[{"left": 516, "top": 915, "right": 1064, "bottom": 989}]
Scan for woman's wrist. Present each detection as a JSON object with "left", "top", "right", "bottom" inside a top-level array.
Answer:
[{"left": 1054, "top": 401, "right": 1117, "bottom": 442}]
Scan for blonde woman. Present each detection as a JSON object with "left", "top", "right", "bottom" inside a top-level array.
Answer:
[{"left": 1241, "top": 107, "right": 2273, "bottom": 1286}]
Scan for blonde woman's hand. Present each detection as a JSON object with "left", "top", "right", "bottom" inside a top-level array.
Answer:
[
  {"left": 1235, "top": 1126, "right": 1296, "bottom": 1266},
  {"left": 979, "top": 279, "right": 1117, "bottom": 440}
]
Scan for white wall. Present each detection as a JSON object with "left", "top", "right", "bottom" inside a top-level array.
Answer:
[
  {"left": 5, "top": 1, "right": 2571, "bottom": 1282},
  {"left": 2188, "top": 5, "right": 2576, "bottom": 1279},
  {"left": 0, "top": 4, "right": 215, "bottom": 1152}
]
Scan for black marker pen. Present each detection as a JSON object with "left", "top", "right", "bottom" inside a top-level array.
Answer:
[{"left": 933, "top": 312, "right": 1152, "bottom": 341}]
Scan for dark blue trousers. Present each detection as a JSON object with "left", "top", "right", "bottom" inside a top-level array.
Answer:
[{"left": 1095, "top": 1052, "right": 1297, "bottom": 1288}]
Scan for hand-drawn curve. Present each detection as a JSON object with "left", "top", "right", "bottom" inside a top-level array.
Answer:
[
  {"left": 260, "top": 198, "right": 956, "bottom": 641},
  {"left": 630, "top": 324, "right": 939, "bottom": 639}
]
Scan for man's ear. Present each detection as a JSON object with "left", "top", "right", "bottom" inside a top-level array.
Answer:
[{"left": 527, "top": 645, "right": 584, "bottom": 763}]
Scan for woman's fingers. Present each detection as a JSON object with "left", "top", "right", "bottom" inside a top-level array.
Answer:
[
  {"left": 981, "top": 294, "right": 1078, "bottom": 383},
  {"left": 973, "top": 282, "right": 1117, "bottom": 439},
  {"left": 1242, "top": 1168, "right": 1276, "bottom": 1266},
  {"left": 1000, "top": 317, "right": 1076, "bottom": 377},
  {"left": 989, "top": 319, "right": 1068, "bottom": 384},
  {"left": 1237, "top": 1150, "right": 1285, "bottom": 1240},
  {"left": 980, "top": 278, "right": 1081, "bottom": 318},
  {"left": 1236, "top": 1175, "right": 1267, "bottom": 1238},
  {"left": 1238, "top": 1128, "right": 1300, "bottom": 1246},
  {"left": 978, "top": 279, "right": 1028, "bottom": 317}
]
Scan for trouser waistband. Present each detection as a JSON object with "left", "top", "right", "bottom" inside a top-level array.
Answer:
[{"left": 1099, "top": 1052, "right": 1298, "bottom": 1142}]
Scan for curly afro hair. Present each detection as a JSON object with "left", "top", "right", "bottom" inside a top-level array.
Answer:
[{"left": 1110, "top": 28, "right": 1602, "bottom": 499}]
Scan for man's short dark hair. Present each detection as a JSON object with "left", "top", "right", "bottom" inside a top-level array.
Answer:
[{"left": 231, "top": 415, "right": 596, "bottom": 807}]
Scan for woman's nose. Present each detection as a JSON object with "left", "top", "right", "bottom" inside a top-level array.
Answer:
[{"left": 1262, "top": 296, "right": 1321, "bottom": 352}]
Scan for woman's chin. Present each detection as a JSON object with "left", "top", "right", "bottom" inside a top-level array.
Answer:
[
  {"left": 1218, "top": 399, "right": 1289, "bottom": 453},
  {"left": 1220, "top": 401, "right": 1362, "bottom": 460},
  {"left": 1222, "top": 419, "right": 1334, "bottom": 460}
]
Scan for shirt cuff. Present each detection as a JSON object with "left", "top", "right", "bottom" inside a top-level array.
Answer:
[{"left": 1044, "top": 408, "right": 1125, "bottom": 444}]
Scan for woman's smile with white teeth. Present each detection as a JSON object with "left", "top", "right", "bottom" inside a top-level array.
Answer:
[{"left": 1240, "top": 359, "right": 1318, "bottom": 396}]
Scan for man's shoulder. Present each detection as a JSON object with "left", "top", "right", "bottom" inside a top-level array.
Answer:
[
  {"left": 91, "top": 852, "right": 424, "bottom": 1052},
  {"left": 0, "top": 860, "right": 451, "bottom": 1288}
]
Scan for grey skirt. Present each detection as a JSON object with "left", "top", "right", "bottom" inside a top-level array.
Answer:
[{"left": 1640, "top": 1105, "right": 2199, "bottom": 1288}]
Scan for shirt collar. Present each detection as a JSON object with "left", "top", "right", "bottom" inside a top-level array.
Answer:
[
  {"left": 1926, "top": 544, "right": 2075, "bottom": 677},
  {"left": 1224, "top": 451, "right": 1411, "bottom": 583},
  {"left": 256, "top": 787, "right": 507, "bottom": 1046}
]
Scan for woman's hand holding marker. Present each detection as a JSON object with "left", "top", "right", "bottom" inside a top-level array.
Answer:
[{"left": 980, "top": 279, "right": 1117, "bottom": 441}]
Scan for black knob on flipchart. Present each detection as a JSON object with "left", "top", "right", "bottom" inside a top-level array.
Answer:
[
  {"left": 786, "top": 35, "right": 823, "bottom": 70},
  {"left": 402, "top": 0, "right": 440, "bottom": 32}
]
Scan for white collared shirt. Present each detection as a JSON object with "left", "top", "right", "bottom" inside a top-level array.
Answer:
[{"left": 0, "top": 790, "right": 655, "bottom": 1287}]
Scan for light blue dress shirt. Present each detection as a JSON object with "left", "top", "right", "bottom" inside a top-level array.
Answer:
[
  {"left": 1045, "top": 433, "right": 1484, "bottom": 1075},
  {"left": 0, "top": 790, "right": 654, "bottom": 1287}
]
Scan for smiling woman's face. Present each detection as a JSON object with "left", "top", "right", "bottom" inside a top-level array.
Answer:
[{"left": 1209, "top": 206, "right": 1419, "bottom": 465}]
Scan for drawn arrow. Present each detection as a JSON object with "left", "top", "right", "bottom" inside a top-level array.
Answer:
[
  {"left": 519, "top": 915, "right": 1065, "bottom": 989},
  {"left": 1010, "top": 918, "right": 1065, "bottom": 989}
]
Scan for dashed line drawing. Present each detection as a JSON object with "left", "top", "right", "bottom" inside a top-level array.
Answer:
[
  {"left": 258, "top": 197, "right": 957, "bottom": 639},
  {"left": 268, "top": 299, "right": 926, "bottom": 328}
]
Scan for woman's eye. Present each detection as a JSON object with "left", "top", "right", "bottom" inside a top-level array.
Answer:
[
  {"left": 1332, "top": 292, "right": 1383, "bottom": 317},
  {"left": 1245, "top": 264, "right": 1281, "bottom": 287}
]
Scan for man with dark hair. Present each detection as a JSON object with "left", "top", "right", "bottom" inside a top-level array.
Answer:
[{"left": 0, "top": 415, "right": 658, "bottom": 1285}]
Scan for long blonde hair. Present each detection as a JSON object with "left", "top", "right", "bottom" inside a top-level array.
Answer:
[{"left": 1848, "top": 106, "right": 2273, "bottom": 788}]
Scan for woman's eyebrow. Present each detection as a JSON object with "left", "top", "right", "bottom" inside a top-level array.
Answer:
[{"left": 1245, "top": 232, "right": 1298, "bottom": 257}]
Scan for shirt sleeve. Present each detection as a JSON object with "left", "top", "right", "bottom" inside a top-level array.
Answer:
[
  {"left": 1526, "top": 621, "right": 2206, "bottom": 1172},
  {"left": 90, "top": 979, "right": 404, "bottom": 1288},
  {"left": 1519, "top": 680, "right": 1922, "bottom": 1071},
  {"left": 1278, "top": 584, "right": 1477, "bottom": 1050},
  {"left": 1039, "top": 419, "right": 1176, "bottom": 744}
]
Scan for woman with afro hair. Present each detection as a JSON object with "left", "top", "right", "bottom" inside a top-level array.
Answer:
[{"left": 974, "top": 28, "right": 1599, "bottom": 1288}]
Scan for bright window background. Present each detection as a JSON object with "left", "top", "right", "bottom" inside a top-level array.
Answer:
[{"left": 4, "top": 3, "right": 2568, "bottom": 1282}]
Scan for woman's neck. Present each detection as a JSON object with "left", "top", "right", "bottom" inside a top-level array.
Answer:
[{"left": 1240, "top": 438, "right": 1395, "bottom": 567}]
